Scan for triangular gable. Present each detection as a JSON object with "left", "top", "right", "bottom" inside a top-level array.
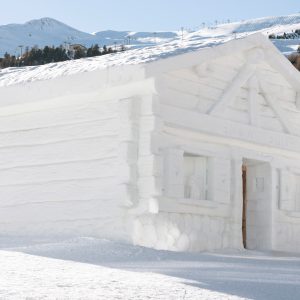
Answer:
[
  {"left": 207, "top": 58, "right": 295, "bottom": 135},
  {"left": 150, "top": 34, "right": 300, "bottom": 137},
  {"left": 147, "top": 33, "right": 300, "bottom": 92}
]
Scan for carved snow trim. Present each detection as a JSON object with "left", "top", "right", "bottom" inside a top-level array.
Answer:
[
  {"left": 207, "top": 63, "right": 256, "bottom": 115},
  {"left": 259, "top": 80, "right": 294, "bottom": 135}
]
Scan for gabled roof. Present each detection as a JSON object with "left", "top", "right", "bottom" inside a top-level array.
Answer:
[
  {"left": 148, "top": 33, "right": 300, "bottom": 140},
  {"left": 0, "top": 31, "right": 236, "bottom": 87},
  {"left": 0, "top": 32, "right": 276, "bottom": 88},
  {"left": 146, "top": 34, "right": 300, "bottom": 94}
]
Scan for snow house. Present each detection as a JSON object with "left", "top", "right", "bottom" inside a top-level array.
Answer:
[{"left": 1, "top": 33, "right": 300, "bottom": 253}]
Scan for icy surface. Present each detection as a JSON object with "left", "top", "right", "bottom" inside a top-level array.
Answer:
[{"left": 0, "top": 237, "right": 300, "bottom": 300}]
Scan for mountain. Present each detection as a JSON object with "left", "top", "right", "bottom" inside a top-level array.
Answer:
[
  {"left": 2, "top": 13, "right": 300, "bottom": 87},
  {"left": 0, "top": 18, "right": 179, "bottom": 57},
  {"left": 1, "top": 14, "right": 300, "bottom": 58},
  {"left": 93, "top": 30, "right": 178, "bottom": 49},
  {"left": 0, "top": 18, "right": 92, "bottom": 56}
]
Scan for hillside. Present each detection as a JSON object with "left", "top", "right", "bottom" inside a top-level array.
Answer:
[
  {"left": 0, "top": 18, "right": 178, "bottom": 57},
  {"left": 1, "top": 13, "right": 300, "bottom": 86},
  {"left": 1, "top": 14, "right": 300, "bottom": 58},
  {"left": 194, "top": 13, "right": 300, "bottom": 54}
]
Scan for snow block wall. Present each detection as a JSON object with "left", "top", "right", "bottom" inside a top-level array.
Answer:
[
  {"left": 0, "top": 98, "right": 120, "bottom": 237},
  {"left": 1, "top": 35, "right": 300, "bottom": 253},
  {"left": 0, "top": 66, "right": 151, "bottom": 241},
  {"left": 131, "top": 92, "right": 241, "bottom": 252},
  {"left": 131, "top": 38, "right": 300, "bottom": 253},
  {"left": 273, "top": 167, "right": 300, "bottom": 253},
  {"left": 133, "top": 213, "right": 231, "bottom": 252}
]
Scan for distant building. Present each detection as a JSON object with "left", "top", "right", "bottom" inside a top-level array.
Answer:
[
  {"left": 1, "top": 34, "right": 300, "bottom": 253},
  {"left": 65, "top": 44, "right": 87, "bottom": 59}
]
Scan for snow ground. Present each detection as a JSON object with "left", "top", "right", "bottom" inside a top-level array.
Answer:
[{"left": 0, "top": 237, "right": 300, "bottom": 300}]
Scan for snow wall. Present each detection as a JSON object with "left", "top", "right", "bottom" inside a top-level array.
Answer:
[
  {"left": 1, "top": 36, "right": 300, "bottom": 254},
  {"left": 0, "top": 65, "right": 151, "bottom": 242},
  {"left": 131, "top": 42, "right": 300, "bottom": 253}
]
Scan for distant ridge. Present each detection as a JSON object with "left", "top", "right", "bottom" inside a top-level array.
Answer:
[
  {"left": 0, "top": 17, "right": 178, "bottom": 57},
  {"left": 1, "top": 14, "right": 300, "bottom": 57}
]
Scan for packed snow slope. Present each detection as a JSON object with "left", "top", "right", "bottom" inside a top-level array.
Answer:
[
  {"left": 1, "top": 13, "right": 300, "bottom": 87},
  {"left": 0, "top": 17, "right": 178, "bottom": 57},
  {"left": 197, "top": 13, "right": 300, "bottom": 54},
  {"left": 0, "top": 237, "right": 300, "bottom": 299}
]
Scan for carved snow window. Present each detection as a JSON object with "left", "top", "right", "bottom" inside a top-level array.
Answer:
[
  {"left": 183, "top": 154, "right": 208, "bottom": 200},
  {"left": 163, "top": 149, "right": 230, "bottom": 203},
  {"left": 280, "top": 170, "right": 300, "bottom": 212}
]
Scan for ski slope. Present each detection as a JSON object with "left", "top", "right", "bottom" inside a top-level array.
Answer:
[{"left": 195, "top": 13, "right": 300, "bottom": 54}]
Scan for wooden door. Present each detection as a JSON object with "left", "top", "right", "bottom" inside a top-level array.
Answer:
[{"left": 242, "top": 165, "right": 247, "bottom": 248}]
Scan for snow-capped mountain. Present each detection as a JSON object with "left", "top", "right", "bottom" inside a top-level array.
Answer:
[
  {"left": 0, "top": 17, "right": 178, "bottom": 57},
  {"left": 0, "top": 18, "right": 91, "bottom": 56},
  {"left": 0, "top": 14, "right": 300, "bottom": 63},
  {"left": 1, "top": 14, "right": 300, "bottom": 58}
]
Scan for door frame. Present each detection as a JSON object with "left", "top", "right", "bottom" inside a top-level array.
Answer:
[
  {"left": 241, "top": 158, "right": 272, "bottom": 250},
  {"left": 242, "top": 165, "right": 247, "bottom": 248}
]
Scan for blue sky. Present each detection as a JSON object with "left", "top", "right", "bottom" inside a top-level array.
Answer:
[{"left": 0, "top": 0, "right": 299, "bottom": 32}]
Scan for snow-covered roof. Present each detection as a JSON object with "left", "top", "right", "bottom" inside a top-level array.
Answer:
[
  {"left": 0, "top": 30, "right": 299, "bottom": 89},
  {"left": 0, "top": 32, "right": 240, "bottom": 87},
  {"left": 1, "top": 13, "right": 300, "bottom": 88}
]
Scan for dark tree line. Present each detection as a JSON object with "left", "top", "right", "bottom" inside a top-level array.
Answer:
[
  {"left": 265, "top": 29, "right": 300, "bottom": 72},
  {"left": 0, "top": 44, "right": 125, "bottom": 69},
  {"left": 269, "top": 29, "right": 300, "bottom": 40}
]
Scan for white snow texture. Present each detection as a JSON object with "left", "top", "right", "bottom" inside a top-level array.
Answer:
[{"left": 0, "top": 238, "right": 300, "bottom": 300}]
